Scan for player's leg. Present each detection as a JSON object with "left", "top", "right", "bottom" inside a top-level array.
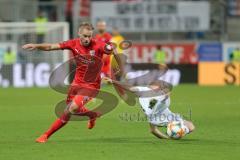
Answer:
[
  {"left": 36, "top": 87, "right": 100, "bottom": 143},
  {"left": 163, "top": 108, "right": 195, "bottom": 134},
  {"left": 149, "top": 123, "right": 169, "bottom": 139},
  {"left": 68, "top": 85, "right": 101, "bottom": 128},
  {"left": 72, "top": 95, "right": 101, "bottom": 129},
  {"left": 35, "top": 92, "right": 78, "bottom": 143},
  {"left": 35, "top": 100, "right": 76, "bottom": 143},
  {"left": 160, "top": 96, "right": 195, "bottom": 134},
  {"left": 45, "top": 95, "right": 101, "bottom": 132}
]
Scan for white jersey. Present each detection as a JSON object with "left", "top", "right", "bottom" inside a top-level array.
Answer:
[{"left": 135, "top": 86, "right": 183, "bottom": 126}]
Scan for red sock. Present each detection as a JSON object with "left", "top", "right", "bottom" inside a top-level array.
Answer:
[
  {"left": 84, "top": 111, "right": 99, "bottom": 119},
  {"left": 77, "top": 106, "right": 99, "bottom": 119},
  {"left": 44, "top": 113, "right": 70, "bottom": 138}
]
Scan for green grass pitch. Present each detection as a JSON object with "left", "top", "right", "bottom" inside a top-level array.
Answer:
[{"left": 0, "top": 85, "right": 239, "bottom": 160}]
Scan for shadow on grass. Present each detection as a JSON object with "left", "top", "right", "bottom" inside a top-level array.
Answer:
[
  {"left": 58, "top": 137, "right": 155, "bottom": 144},
  {"left": 57, "top": 137, "right": 201, "bottom": 145}
]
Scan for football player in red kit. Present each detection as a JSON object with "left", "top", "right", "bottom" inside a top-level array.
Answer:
[
  {"left": 95, "top": 20, "right": 112, "bottom": 77},
  {"left": 22, "top": 22, "right": 121, "bottom": 143}
]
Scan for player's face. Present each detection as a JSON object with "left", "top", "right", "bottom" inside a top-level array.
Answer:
[
  {"left": 79, "top": 28, "right": 93, "bottom": 46},
  {"left": 97, "top": 22, "right": 106, "bottom": 33}
]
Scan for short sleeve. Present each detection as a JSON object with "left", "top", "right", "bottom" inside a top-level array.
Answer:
[{"left": 59, "top": 40, "right": 74, "bottom": 50}]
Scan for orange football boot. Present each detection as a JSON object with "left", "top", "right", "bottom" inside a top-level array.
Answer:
[
  {"left": 87, "top": 112, "right": 102, "bottom": 129},
  {"left": 35, "top": 134, "right": 48, "bottom": 143}
]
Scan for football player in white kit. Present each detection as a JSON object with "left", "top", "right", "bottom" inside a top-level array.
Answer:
[{"left": 103, "top": 77, "right": 195, "bottom": 139}]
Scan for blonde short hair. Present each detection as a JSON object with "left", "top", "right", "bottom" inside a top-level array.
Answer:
[{"left": 79, "top": 22, "right": 94, "bottom": 31}]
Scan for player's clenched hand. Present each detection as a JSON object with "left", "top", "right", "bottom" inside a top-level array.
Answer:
[
  {"left": 22, "top": 44, "right": 37, "bottom": 51},
  {"left": 103, "top": 44, "right": 114, "bottom": 55}
]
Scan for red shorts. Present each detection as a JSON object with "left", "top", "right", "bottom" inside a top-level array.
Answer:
[{"left": 66, "top": 84, "right": 99, "bottom": 109}]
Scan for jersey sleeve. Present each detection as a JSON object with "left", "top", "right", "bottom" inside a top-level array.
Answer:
[{"left": 59, "top": 40, "right": 74, "bottom": 50}]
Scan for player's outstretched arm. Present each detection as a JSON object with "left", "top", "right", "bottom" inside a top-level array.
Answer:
[
  {"left": 112, "top": 48, "right": 124, "bottom": 75},
  {"left": 102, "top": 77, "right": 132, "bottom": 89},
  {"left": 22, "top": 43, "right": 61, "bottom": 51},
  {"left": 102, "top": 77, "right": 141, "bottom": 96},
  {"left": 149, "top": 123, "right": 169, "bottom": 139}
]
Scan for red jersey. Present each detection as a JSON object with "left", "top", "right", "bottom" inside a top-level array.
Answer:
[
  {"left": 95, "top": 32, "right": 112, "bottom": 43},
  {"left": 59, "top": 38, "right": 111, "bottom": 89}
]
